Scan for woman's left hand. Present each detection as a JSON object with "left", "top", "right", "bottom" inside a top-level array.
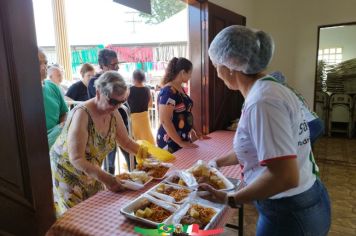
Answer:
[
  {"left": 200, "top": 134, "right": 211, "bottom": 140},
  {"left": 197, "top": 183, "right": 227, "bottom": 204},
  {"left": 190, "top": 129, "right": 211, "bottom": 141}
]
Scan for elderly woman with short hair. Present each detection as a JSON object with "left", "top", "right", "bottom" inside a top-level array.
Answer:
[{"left": 50, "top": 71, "right": 146, "bottom": 217}]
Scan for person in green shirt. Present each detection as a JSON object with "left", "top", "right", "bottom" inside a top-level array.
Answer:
[{"left": 38, "top": 48, "right": 68, "bottom": 148}]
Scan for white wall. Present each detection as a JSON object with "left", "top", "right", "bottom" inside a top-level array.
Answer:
[
  {"left": 210, "top": 0, "right": 356, "bottom": 106},
  {"left": 292, "top": 0, "right": 356, "bottom": 105},
  {"left": 320, "top": 25, "right": 356, "bottom": 61}
]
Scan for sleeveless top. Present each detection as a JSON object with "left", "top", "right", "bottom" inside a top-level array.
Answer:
[
  {"left": 127, "top": 86, "right": 151, "bottom": 113},
  {"left": 50, "top": 105, "right": 116, "bottom": 216}
]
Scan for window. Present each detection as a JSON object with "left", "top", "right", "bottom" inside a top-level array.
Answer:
[{"left": 318, "top": 47, "right": 343, "bottom": 65}]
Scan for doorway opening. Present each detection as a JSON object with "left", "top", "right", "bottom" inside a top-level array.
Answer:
[{"left": 314, "top": 22, "right": 356, "bottom": 165}]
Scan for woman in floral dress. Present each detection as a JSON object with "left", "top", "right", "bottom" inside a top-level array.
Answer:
[{"left": 50, "top": 71, "right": 147, "bottom": 216}]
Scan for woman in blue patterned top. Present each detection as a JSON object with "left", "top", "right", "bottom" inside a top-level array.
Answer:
[{"left": 156, "top": 57, "right": 209, "bottom": 153}]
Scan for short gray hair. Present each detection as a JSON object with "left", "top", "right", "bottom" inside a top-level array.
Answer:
[
  {"left": 94, "top": 71, "right": 127, "bottom": 97},
  {"left": 47, "top": 65, "right": 63, "bottom": 76},
  {"left": 208, "top": 25, "right": 274, "bottom": 75}
]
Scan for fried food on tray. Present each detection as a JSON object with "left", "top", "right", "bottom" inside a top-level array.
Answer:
[
  {"left": 156, "top": 184, "right": 191, "bottom": 202},
  {"left": 117, "top": 173, "right": 130, "bottom": 180},
  {"left": 116, "top": 171, "right": 150, "bottom": 184},
  {"left": 137, "top": 163, "right": 169, "bottom": 179},
  {"left": 180, "top": 204, "right": 216, "bottom": 229},
  {"left": 134, "top": 201, "right": 172, "bottom": 223},
  {"left": 190, "top": 165, "right": 226, "bottom": 189},
  {"left": 171, "top": 175, "right": 187, "bottom": 186}
]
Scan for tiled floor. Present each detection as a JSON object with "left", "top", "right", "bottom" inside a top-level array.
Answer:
[
  {"left": 314, "top": 135, "right": 356, "bottom": 165},
  {"left": 223, "top": 136, "right": 356, "bottom": 236}
]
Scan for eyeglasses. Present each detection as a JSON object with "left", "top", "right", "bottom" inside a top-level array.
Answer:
[
  {"left": 109, "top": 62, "right": 119, "bottom": 68},
  {"left": 107, "top": 96, "right": 126, "bottom": 106}
]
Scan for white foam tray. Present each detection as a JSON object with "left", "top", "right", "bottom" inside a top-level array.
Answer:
[
  {"left": 166, "top": 198, "right": 226, "bottom": 230},
  {"left": 186, "top": 163, "right": 235, "bottom": 191},
  {"left": 146, "top": 182, "right": 195, "bottom": 204},
  {"left": 120, "top": 194, "right": 179, "bottom": 227}
]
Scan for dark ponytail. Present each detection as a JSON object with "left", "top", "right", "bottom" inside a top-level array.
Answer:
[{"left": 161, "top": 57, "right": 192, "bottom": 85}]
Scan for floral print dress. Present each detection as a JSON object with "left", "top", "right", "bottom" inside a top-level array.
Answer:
[
  {"left": 156, "top": 86, "right": 194, "bottom": 153},
  {"left": 50, "top": 105, "right": 116, "bottom": 217}
]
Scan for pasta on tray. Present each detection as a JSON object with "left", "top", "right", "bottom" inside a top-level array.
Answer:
[
  {"left": 134, "top": 199, "right": 172, "bottom": 223},
  {"left": 136, "top": 160, "right": 171, "bottom": 179},
  {"left": 180, "top": 204, "right": 216, "bottom": 228},
  {"left": 153, "top": 183, "right": 192, "bottom": 203}
]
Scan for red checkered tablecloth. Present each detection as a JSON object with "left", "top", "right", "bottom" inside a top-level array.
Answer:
[{"left": 47, "top": 130, "right": 240, "bottom": 236}]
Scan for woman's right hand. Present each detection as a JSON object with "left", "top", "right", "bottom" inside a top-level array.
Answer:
[
  {"left": 197, "top": 183, "right": 227, "bottom": 204},
  {"left": 104, "top": 175, "right": 125, "bottom": 192},
  {"left": 179, "top": 141, "right": 198, "bottom": 149}
]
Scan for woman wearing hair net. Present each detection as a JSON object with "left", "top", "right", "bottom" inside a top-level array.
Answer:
[{"left": 198, "top": 26, "right": 331, "bottom": 236}]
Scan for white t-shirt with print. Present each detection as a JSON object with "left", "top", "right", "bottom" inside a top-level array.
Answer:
[{"left": 234, "top": 77, "right": 318, "bottom": 199}]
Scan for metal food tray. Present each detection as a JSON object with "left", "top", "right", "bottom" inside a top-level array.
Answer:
[
  {"left": 166, "top": 198, "right": 226, "bottom": 230},
  {"left": 120, "top": 194, "right": 179, "bottom": 227},
  {"left": 146, "top": 182, "right": 195, "bottom": 204},
  {"left": 187, "top": 164, "right": 235, "bottom": 191}
]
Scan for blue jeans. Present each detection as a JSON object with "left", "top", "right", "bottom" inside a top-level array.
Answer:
[
  {"left": 254, "top": 179, "right": 331, "bottom": 236},
  {"left": 103, "top": 146, "right": 132, "bottom": 174}
]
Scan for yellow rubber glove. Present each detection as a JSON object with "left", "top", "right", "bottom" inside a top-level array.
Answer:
[
  {"left": 137, "top": 140, "right": 175, "bottom": 163},
  {"left": 136, "top": 144, "right": 149, "bottom": 165}
]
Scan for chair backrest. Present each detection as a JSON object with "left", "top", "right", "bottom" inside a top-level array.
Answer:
[
  {"left": 330, "top": 105, "right": 351, "bottom": 122},
  {"left": 329, "top": 94, "right": 352, "bottom": 124},
  {"left": 330, "top": 94, "right": 352, "bottom": 108}
]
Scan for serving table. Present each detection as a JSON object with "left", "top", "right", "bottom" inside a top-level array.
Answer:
[{"left": 47, "top": 130, "right": 242, "bottom": 236}]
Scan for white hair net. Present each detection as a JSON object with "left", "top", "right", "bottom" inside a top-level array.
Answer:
[{"left": 208, "top": 25, "right": 275, "bottom": 75}]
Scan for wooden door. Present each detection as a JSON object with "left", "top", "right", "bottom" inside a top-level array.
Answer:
[
  {"left": 189, "top": 1, "right": 246, "bottom": 133},
  {"left": 0, "top": 1, "right": 55, "bottom": 235}
]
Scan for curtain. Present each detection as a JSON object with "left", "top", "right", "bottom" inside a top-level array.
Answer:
[{"left": 52, "top": 0, "right": 73, "bottom": 80}]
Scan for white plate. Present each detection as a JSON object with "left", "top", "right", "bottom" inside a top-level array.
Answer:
[
  {"left": 120, "top": 195, "right": 178, "bottom": 227},
  {"left": 147, "top": 182, "right": 195, "bottom": 204}
]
